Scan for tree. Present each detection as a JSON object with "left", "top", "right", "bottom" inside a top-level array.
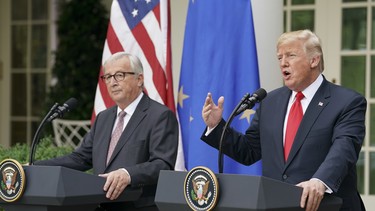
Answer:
[{"left": 47, "top": 0, "right": 108, "bottom": 120}]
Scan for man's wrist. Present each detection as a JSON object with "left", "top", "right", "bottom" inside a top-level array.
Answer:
[
  {"left": 311, "top": 178, "right": 332, "bottom": 193},
  {"left": 205, "top": 124, "right": 218, "bottom": 136},
  {"left": 119, "top": 168, "right": 131, "bottom": 184}
]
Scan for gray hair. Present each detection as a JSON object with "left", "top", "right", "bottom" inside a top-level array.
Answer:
[
  {"left": 277, "top": 29, "right": 324, "bottom": 72},
  {"left": 103, "top": 52, "right": 144, "bottom": 74}
]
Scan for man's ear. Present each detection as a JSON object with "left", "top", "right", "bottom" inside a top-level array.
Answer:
[
  {"left": 310, "top": 55, "right": 320, "bottom": 69},
  {"left": 137, "top": 73, "right": 144, "bottom": 87}
]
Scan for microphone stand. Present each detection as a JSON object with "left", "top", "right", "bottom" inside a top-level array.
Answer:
[
  {"left": 29, "top": 103, "right": 59, "bottom": 165},
  {"left": 218, "top": 93, "right": 250, "bottom": 173}
]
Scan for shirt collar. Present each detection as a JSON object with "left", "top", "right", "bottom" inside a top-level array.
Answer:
[
  {"left": 291, "top": 74, "right": 323, "bottom": 101},
  {"left": 116, "top": 92, "right": 144, "bottom": 116}
]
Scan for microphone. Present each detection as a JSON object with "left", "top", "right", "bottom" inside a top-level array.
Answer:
[
  {"left": 29, "top": 98, "right": 78, "bottom": 165},
  {"left": 218, "top": 88, "right": 267, "bottom": 173},
  {"left": 47, "top": 98, "right": 78, "bottom": 122},
  {"left": 234, "top": 88, "right": 267, "bottom": 116}
]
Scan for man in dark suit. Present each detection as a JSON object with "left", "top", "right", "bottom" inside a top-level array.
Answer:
[
  {"left": 201, "top": 29, "right": 366, "bottom": 211},
  {"left": 37, "top": 52, "right": 178, "bottom": 210}
]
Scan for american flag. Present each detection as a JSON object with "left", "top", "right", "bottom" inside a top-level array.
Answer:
[{"left": 92, "top": 0, "right": 185, "bottom": 171}]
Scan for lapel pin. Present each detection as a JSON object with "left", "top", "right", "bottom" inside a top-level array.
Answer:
[{"left": 318, "top": 102, "right": 323, "bottom": 106}]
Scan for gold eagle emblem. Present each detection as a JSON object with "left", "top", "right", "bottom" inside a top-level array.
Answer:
[
  {"left": 2, "top": 166, "right": 18, "bottom": 194},
  {"left": 191, "top": 175, "right": 212, "bottom": 205}
]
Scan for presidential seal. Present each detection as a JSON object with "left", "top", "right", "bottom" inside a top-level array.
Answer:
[
  {"left": 0, "top": 159, "right": 26, "bottom": 202},
  {"left": 184, "top": 166, "right": 219, "bottom": 211}
]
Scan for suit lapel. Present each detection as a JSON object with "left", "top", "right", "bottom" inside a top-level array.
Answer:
[
  {"left": 285, "top": 79, "right": 331, "bottom": 166},
  {"left": 105, "top": 95, "right": 149, "bottom": 167},
  {"left": 96, "top": 107, "right": 117, "bottom": 173},
  {"left": 274, "top": 88, "right": 293, "bottom": 165}
]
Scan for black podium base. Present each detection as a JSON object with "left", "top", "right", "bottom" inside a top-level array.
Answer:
[
  {"left": 0, "top": 204, "right": 97, "bottom": 211},
  {"left": 155, "top": 170, "right": 342, "bottom": 211},
  {"left": 0, "top": 166, "right": 142, "bottom": 211}
]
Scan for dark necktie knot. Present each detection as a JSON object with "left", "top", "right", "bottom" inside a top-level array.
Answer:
[{"left": 118, "top": 110, "right": 126, "bottom": 119}]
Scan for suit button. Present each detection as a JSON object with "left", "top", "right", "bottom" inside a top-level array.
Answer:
[{"left": 282, "top": 175, "right": 288, "bottom": 180}]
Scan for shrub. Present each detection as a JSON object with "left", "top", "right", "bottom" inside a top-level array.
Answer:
[{"left": 0, "top": 136, "right": 73, "bottom": 163}]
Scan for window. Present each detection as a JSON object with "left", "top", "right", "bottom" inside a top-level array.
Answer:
[
  {"left": 10, "top": 0, "right": 52, "bottom": 145},
  {"left": 341, "top": 0, "right": 375, "bottom": 197},
  {"left": 284, "top": 0, "right": 315, "bottom": 32}
]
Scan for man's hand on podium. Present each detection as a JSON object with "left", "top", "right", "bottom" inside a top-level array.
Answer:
[
  {"left": 99, "top": 168, "right": 131, "bottom": 200},
  {"left": 297, "top": 179, "right": 326, "bottom": 211}
]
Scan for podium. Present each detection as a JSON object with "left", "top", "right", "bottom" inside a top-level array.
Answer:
[
  {"left": 155, "top": 170, "right": 342, "bottom": 211},
  {"left": 0, "top": 166, "right": 142, "bottom": 211}
]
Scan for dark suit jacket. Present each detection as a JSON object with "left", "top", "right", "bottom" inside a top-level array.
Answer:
[
  {"left": 202, "top": 77, "right": 366, "bottom": 210},
  {"left": 37, "top": 94, "right": 179, "bottom": 208}
]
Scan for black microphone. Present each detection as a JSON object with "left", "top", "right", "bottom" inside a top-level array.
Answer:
[
  {"left": 234, "top": 88, "right": 267, "bottom": 116},
  {"left": 218, "top": 88, "right": 267, "bottom": 173},
  {"left": 47, "top": 98, "right": 78, "bottom": 122},
  {"left": 29, "top": 98, "right": 78, "bottom": 165}
]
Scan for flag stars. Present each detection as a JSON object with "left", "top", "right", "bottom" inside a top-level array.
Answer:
[
  {"left": 239, "top": 109, "right": 255, "bottom": 124},
  {"left": 178, "top": 86, "right": 189, "bottom": 108},
  {"left": 132, "top": 9, "right": 139, "bottom": 17},
  {"left": 145, "top": 0, "right": 151, "bottom": 3}
]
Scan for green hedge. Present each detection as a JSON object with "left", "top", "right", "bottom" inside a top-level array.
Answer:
[
  {"left": 0, "top": 136, "right": 74, "bottom": 210},
  {"left": 0, "top": 136, "right": 73, "bottom": 163}
]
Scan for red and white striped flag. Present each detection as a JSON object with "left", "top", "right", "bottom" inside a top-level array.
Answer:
[{"left": 92, "top": 0, "right": 185, "bottom": 171}]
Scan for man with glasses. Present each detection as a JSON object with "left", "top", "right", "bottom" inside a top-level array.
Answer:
[{"left": 37, "top": 52, "right": 179, "bottom": 210}]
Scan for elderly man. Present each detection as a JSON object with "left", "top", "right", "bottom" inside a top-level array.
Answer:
[{"left": 37, "top": 52, "right": 178, "bottom": 210}]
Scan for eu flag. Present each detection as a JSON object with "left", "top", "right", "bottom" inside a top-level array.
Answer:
[{"left": 178, "top": 0, "right": 262, "bottom": 174}]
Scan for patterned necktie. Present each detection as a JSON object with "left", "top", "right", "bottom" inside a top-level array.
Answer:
[
  {"left": 107, "top": 111, "right": 126, "bottom": 164},
  {"left": 284, "top": 92, "right": 304, "bottom": 161}
]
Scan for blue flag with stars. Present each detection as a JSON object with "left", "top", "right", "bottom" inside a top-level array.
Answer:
[{"left": 178, "top": 0, "right": 262, "bottom": 174}]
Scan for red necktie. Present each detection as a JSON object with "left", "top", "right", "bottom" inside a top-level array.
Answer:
[
  {"left": 107, "top": 111, "right": 126, "bottom": 164},
  {"left": 284, "top": 92, "right": 304, "bottom": 161}
]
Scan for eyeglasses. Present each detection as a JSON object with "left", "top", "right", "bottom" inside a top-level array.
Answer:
[{"left": 100, "top": 71, "right": 136, "bottom": 84}]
